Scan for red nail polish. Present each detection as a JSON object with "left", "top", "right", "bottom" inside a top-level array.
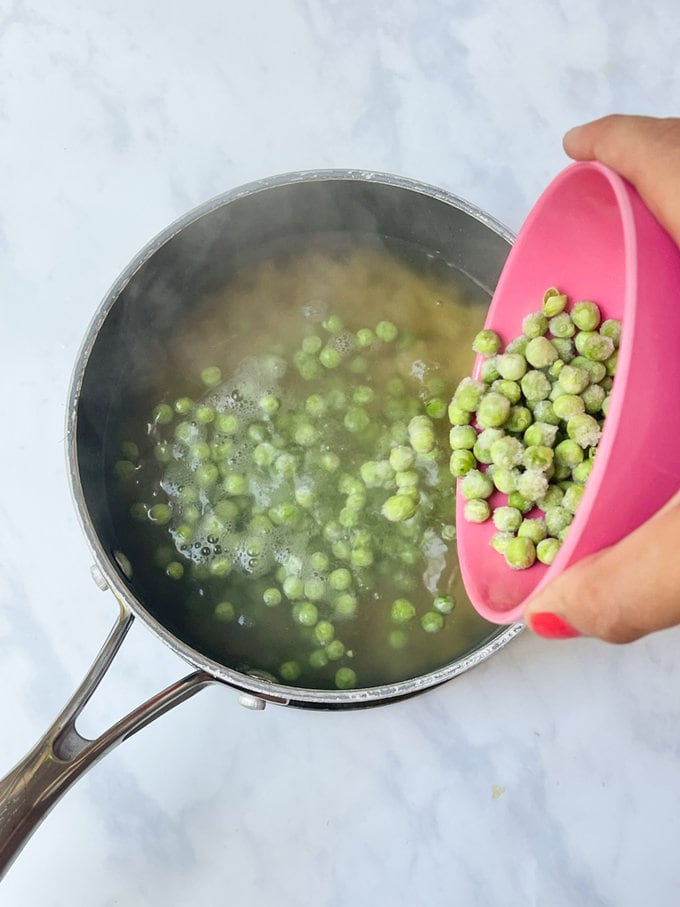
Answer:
[{"left": 529, "top": 612, "right": 581, "bottom": 639}]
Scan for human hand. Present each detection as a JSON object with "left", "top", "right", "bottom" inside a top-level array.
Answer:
[{"left": 523, "top": 114, "right": 680, "bottom": 642}]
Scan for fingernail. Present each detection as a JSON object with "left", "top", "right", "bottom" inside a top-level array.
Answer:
[{"left": 528, "top": 612, "right": 581, "bottom": 639}]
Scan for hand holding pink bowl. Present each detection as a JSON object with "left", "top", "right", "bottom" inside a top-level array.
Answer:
[{"left": 456, "top": 161, "right": 680, "bottom": 625}]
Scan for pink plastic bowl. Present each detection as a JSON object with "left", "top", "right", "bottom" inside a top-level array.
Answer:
[{"left": 456, "top": 161, "right": 680, "bottom": 624}]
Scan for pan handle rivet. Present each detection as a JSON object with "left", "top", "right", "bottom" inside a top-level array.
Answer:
[
  {"left": 237, "top": 693, "right": 266, "bottom": 711},
  {"left": 90, "top": 565, "right": 109, "bottom": 591}
]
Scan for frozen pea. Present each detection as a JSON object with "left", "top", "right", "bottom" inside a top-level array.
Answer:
[
  {"left": 558, "top": 365, "right": 591, "bottom": 395},
  {"left": 448, "top": 401, "right": 473, "bottom": 425},
  {"left": 545, "top": 506, "right": 573, "bottom": 536},
  {"left": 523, "top": 445, "right": 554, "bottom": 471},
  {"left": 320, "top": 451, "right": 341, "bottom": 471},
  {"left": 517, "top": 469, "right": 549, "bottom": 502},
  {"left": 259, "top": 394, "right": 280, "bottom": 416},
  {"left": 531, "top": 400, "right": 560, "bottom": 426},
  {"left": 525, "top": 337, "right": 559, "bottom": 368},
  {"left": 549, "top": 359, "right": 565, "bottom": 380},
  {"left": 305, "top": 394, "right": 327, "bottom": 418},
  {"left": 473, "top": 427, "right": 505, "bottom": 464},
  {"left": 492, "top": 466, "right": 519, "bottom": 494},
  {"left": 602, "top": 394, "right": 612, "bottom": 416},
  {"left": 554, "top": 439, "right": 585, "bottom": 468},
  {"left": 209, "top": 556, "right": 232, "bottom": 578},
  {"left": 552, "top": 394, "right": 586, "bottom": 421},
  {"left": 536, "top": 484, "right": 564, "bottom": 510},
  {"left": 491, "top": 379, "right": 522, "bottom": 405},
  {"left": 195, "top": 405, "right": 216, "bottom": 425},
  {"left": 490, "top": 531, "right": 514, "bottom": 554},
  {"left": 600, "top": 318, "right": 622, "bottom": 347},
  {"left": 395, "top": 469, "right": 419, "bottom": 489},
  {"left": 215, "top": 412, "right": 239, "bottom": 435},
  {"left": 522, "top": 311, "right": 549, "bottom": 338},
  {"left": 571, "top": 300, "right": 601, "bottom": 331},
  {"left": 536, "top": 537, "right": 561, "bottom": 565},
  {"left": 350, "top": 546, "right": 374, "bottom": 568},
  {"left": 450, "top": 449, "right": 478, "bottom": 476},
  {"left": 504, "top": 536, "right": 536, "bottom": 570},
  {"left": 421, "top": 611, "right": 445, "bottom": 633},
  {"left": 490, "top": 436, "right": 524, "bottom": 469},
  {"left": 551, "top": 337, "right": 576, "bottom": 363},
  {"left": 542, "top": 290, "right": 568, "bottom": 317},
  {"left": 504, "top": 406, "right": 533, "bottom": 434},
  {"left": 304, "top": 577, "right": 327, "bottom": 601},
  {"left": 476, "top": 392, "right": 511, "bottom": 428},
  {"left": 521, "top": 369, "right": 552, "bottom": 402},
  {"left": 425, "top": 398, "right": 447, "bottom": 420},
  {"left": 310, "top": 551, "right": 330, "bottom": 572},
  {"left": 335, "top": 667, "right": 357, "bottom": 690},
  {"left": 479, "top": 357, "right": 501, "bottom": 383},
  {"left": 381, "top": 494, "right": 418, "bottom": 522},
  {"left": 571, "top": 459, "right": 594, "bottom": 485},
  {"left": 605, "top": 349, "right": 618, "bottom": 376},
  {"left": 222, "top": 471, "right": 246, "bottom": 494},
  {"left": 408, "top": 415, "right": 436, "bottom": 453},
  {"left": 517, "top": 517, "right": 547, "bottom": 544},
  {"left": 356, "top": 327, "right": 375, "bottom": 348},
  {"left": 329, "top": 568, "right": 352, "bottom": 591},
  {"left": 433, "top": 594, "right": 455, "bottom": 615},
  {"left": 472, "top": 328, "right": 502, "bottom": 355},
  {"left": 464, "top": 499, "right": 491, "bottom": 523},
  {"left": 454, "top": 377, "right": 487, "bottom": 412},
  {"left": 497, "top": 353, "right": 528, "bottom": 381},
  {"left": 460, "top": 469, "right": 494, "bottom": 501},
  {"left": 563, "top": 483, "right": 586, "bottom": 513},
  {"left": 581, "top": 383, "right": 606, "bottom": 414},
  {"left": 508, "top": 491, "right": 533, "bottom": 514},
  {"left": 567, "top": 413, "right": 602, "bottom": 449},
  {"left": 548, "top": 312, "right": 575, "bottom": 338},
  {"left": 523, "top": 421, "right": 558, "bottom": 447},
  {"left": 323, "top": 314, "right": 344, "bottom": 333},
  {"left": 492, "top": 506, "right": 523, "bottom": 533},
  {"left": 574, "top": 331, "right": 615, "bottom": 362},
  {"left": 505, "top": 335, "right": 529, "bottom": 355},
  {"left": 571, "top": 356, "right": 607, "bottom": 383},
  {"left": 448, "top": 426, "right": 477, "bottom": 451},
  {"left": 314, "top": 620, "right": 335, "bottom": 645}
]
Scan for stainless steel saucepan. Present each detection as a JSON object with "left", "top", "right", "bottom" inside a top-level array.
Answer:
[{"left": 0, "top": 170, "right": 522, "bottom": 877}]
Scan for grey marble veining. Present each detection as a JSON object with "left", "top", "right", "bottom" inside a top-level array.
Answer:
[{"left": 2, "top": 1, "right": 680, "bottom": 904}]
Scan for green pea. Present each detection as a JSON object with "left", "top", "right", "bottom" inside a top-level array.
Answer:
[
  {"left": 309, "top": 649, "right": 329, "bottom": 669},
  {"left": 491, "top": 466, "right": 519, "bottom": 494},
  {"left": 536, "top": 537, "right": 561, "bottom": 565},
  {"left": 174, "top": 396, "right": 193, "bottom": 415},
  {"left": 381, "top": 494, "right": 418, "bottom": 522},
  {"left": 492, "top": 506, "right": 523, "bottom": 533},
  {"left": 420, "top": 611, "right": 445, "bottom": 633},
  {"left": 302, "top": 334, "right": 323, "bottom": 354},
  {"left": 571, "top": 300, "right": 601, "bottom": 331},
  {"left": 489, "top": 436, "right": 524, "bottom": 469},
  {"left": 214, "top": 601, "right": 235, "bottom": 622},
  {"left": 153, "top": 403, "right": 174, "bottom": 425},
  {"left": 408, "top": 415, "right": 436, "bottom": 453},
  {"left": 376, "top": 320, "right": 398, "bottom": 342},
  {"left": 388, "top": 629, "right": 409, "bottom": 650},
  {"left": 448, "top": 401, "right": 473, "bottom": 426},
  {"left": 496, "top": 353, "right": 528, "bottom": 381},
  {"left": 292, "top": 601, "right": 319, "bottom": 627},
  {"left": 326, "top": 639, "right": 346, "bottom": 661},
  {"left": 391, "top": 598, "right": 416, "bottom": 623},
  {"left": 463, "top": 499, "right": 491, "bottom": 523},
  {"left": 335, "top": 667, "right": 357, "bottom": 689},
  {"left": 283, "top": 576, "right": 304, "bottom": 600},
  {"left": 356, "top": 327, "right": 375, "bottom": 348},
  {"left": 491, "top": 379, "right": 522, "bottom": 405},
  {"left": 517, "top": 517, "right": 547, "bottom": 544},
  {"left": 334, "top": 593, "right": 358, "bottom": 619},
  {"left": 279, "top": 661, "right": 302, "bottom": 682},
  {"left": 259, "top": 394, "right": 280, "bottom": 416},
  {"left": 309, "top": 551, "right": 330, "bottom": 572},
  {"left": 305, "top": 394, "right": 327, "bottom": 418},
  {"left": 314, "top": 620, "right": 335, "bottom": 645},
  {"left": 542, "top": 289, "right": 567, "bottom": 316},
  {"left": 472, "top": 328, "right": 502, "bottom": 355},
  {"left": 459, "top": 469, "right": 494, "bottom": 501},
  {"left": 263, "top": 588, "right": 282, "bottom": 607},
  {"left": 344, "top": 407, "right": 370, "bottom": 433},
  {"left": 504, "top": 536, "right": 536, "bottom": 570},
  {"left": 148, "top": 503, "right": 172, "bottom": 524},
  {"left": 476, "top": 392, "right": 511, "bottom": 428},
  {"left": 453, "top": 378, "right": 486, "bottom": 412},
  {"left": 320, "top": 451, "right": 341, "bottom": 472},
  {"left": 165, "top": 561, "right": 184, "bottom": 580},
  {"left": 294, "top": 422, "right": 320, "bottom": 446},
  {"left": 522, "top": 311, "right": 548, "bottom": 339},
  {"left": 323, "top": 314, "right": 344, "bottom": 333},
  {"left": 201, "top": 366, "right": 222, "bottom": 387},
  {"left": 329, "top": 568, "right": 352, "bottom": 591},
  {"left": 114, "top": 460, "right": 137, "bottom": 479},
  {"left": 319, "top": 348, "right": 342, "bottom": 369},
  {"left": 433, "top": 594, "right": 455, "bottom": 614}
]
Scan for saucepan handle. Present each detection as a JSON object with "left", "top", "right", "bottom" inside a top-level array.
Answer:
[{"left": 0, "top": 600, "right": 215, "bottom": 879}]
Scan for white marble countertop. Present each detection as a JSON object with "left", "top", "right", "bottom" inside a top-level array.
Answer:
[{"left": 2, "top": 2, "right": 680, "bottom": 904}]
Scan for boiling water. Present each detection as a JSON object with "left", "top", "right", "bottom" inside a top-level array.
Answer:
[{"left": 108, "top": 232, "right": 500, "bottom": 689}]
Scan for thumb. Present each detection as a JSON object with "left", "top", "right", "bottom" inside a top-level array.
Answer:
[
  {"left": 523, "top": 489, "right": 680, "bottom": 643},
  {"left": 562, "top": 114, "right": 680, "bottom": 249}
]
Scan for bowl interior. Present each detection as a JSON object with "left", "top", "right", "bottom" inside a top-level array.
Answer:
[{"left": 457, "top": 161, "right": 680, "bottom": 623}]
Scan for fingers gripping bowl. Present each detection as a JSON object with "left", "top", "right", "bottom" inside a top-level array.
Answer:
[{"left": 456, "top": 162, "right": 680, "bottom": 624}]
